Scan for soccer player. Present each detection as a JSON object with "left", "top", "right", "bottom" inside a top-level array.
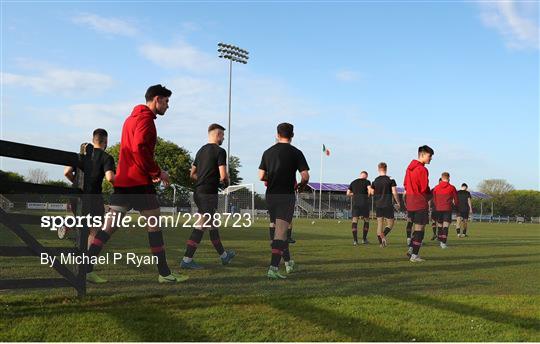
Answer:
[
  {"left": 404, "top": 145, "right": 434, "bottom": 262},
  {"left": 456, "top": 183, "right": 473, "bottom": 237},
  {"left": 346, "top": 171, "right": 371, "bottom": 245},
  {"left": 181, "top": 123, "right": 236, "bottom": 269},
  {"left": 370, "top": 162, "right": 400, "bottom": 247},
  {"left": 432, "top": 172, "right": 459, "bottom": 249},
  {"left": 259, "top": 123, "right": 309, "bottom": 279},
  {"left": 60, "top": 129, "right": 115, "bottom": 249},
  {"left": 85, "top": 84, "right": 188, "bottom": 284}
]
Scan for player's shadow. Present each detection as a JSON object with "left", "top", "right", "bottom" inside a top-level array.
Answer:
[
  {"left": 267, "top": 296, "right": 436, "bottom": 341},
  {"left": 389, "top": 293, "right": 540, "bottom": 333}
]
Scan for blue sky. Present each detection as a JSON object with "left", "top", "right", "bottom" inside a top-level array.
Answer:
[{"left": 1, "top": 1, "right": 538, "bottom": 192}]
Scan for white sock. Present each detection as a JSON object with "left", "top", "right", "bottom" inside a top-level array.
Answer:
[
  {"left": 220, "top": 252, "right": 227, "bottom": 259},
  {"left": 183, "top": 257, "right": 192, "bottom": 263}
]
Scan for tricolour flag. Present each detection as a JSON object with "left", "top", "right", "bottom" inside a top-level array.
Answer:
[{"left": 322, "top": 144, "right": 330, "bottom": 156}]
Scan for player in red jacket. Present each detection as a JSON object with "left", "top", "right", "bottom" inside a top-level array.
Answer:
[
  {"left": 432, "top": 172, "right": 459, "bottom": 249},
  {"left": 85, "top": 84, "right": 188, "bottom": 284},
  {"left": 403, "top": 145, "right": 434, "bottom": 262}
]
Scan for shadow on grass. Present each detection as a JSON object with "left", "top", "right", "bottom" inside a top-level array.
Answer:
[{"left": 389, "top": 293, "right": 540, "bottom": 333}]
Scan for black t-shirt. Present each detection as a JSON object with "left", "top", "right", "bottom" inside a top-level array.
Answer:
[
  {"left": 349, "top": 178, "right": 371, "bottom": 207},
  {"left": 193, "top": 143, "right": 227, "bottom": 194},
  {"left": 372, "top": 175, "right": 397, "bottom": 208},
  {"left": 88, "top": 148, "right": 115, "bottom": 194},
  {"left": 259, "top": 143, "right": 309, "bottom": 194},
  {"left": 457, "top": 190, "right": 471, "bottom": 211}
]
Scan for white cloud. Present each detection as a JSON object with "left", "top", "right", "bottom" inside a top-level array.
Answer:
[
  {"left": 139, "top": 40, "right": 219, "bottom": 73},
  {"left": 72, "top": 13, "right": 138, "bottom": 36},
  {"left": 335, "top": 69, "right": 360, "bottom": 82},
  {"left": 1, "top": 67, "right": 114, "bottom": 96},
  {"left": 479, "top": 1, "right": 539, "bottom": 50}
]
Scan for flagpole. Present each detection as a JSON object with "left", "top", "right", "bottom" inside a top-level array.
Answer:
[{"left": 319, "top": 145, "right": 323, "bottom": 219}]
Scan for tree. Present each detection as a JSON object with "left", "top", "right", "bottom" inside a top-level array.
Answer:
[
  {"left": 0, "top": 170, "right": 25, "bottom": 183},
  {"left": 43, "top": 180, "right": 70, "bottom": 188},
  {"left": 228, "top": 155, "right": 243, "bottom": 186},
  {"left": 478, "top": 179, "right": 515, "bottom": 196},
  {"left": 27, "top": 168, "right": 48, "bottom": 184}
]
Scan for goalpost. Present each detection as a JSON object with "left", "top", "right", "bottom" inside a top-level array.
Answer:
[{"left": 221, "top": 183, "right": 255, "bottom": 220}]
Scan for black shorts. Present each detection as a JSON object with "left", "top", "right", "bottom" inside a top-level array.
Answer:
[
  {"left": 352, "top": 205, "right": 370, "bottom": 218},
  {"left": 435, "top": 210, "right": 452, "bottom": 223},
  {"left": 458, "top": 210, "right": 469, "bottom": 220},
  {"left": 81, "top": 195, "right": 105, "bottom": 217},
  {"left": 408, "top": 209, "right": 429, "bottom": 225},
  {"left": 194, "top": 192, "right": 219, "bottom": 215},
  {"left": 431, "top": 210, "right": 439, "bottom": 221},
  {"left": 266, "top": 194, "right": 295, "bottom": 223},
  {"left": 110, "top": 185, "right": 159, "bottom": 212},
  {"left": 375, "top": 206, "right": 394, "bottom": 219}
]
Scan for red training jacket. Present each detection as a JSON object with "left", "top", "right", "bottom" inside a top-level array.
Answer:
[
  {"left": 403, "top": 159, "right": 430, "bottom": 211},
  {"left": 432, "top": 180, "right": 459, "bottom": 211},
  {"left": 114, "top": 105, "right": 161, "bottom": 187}
]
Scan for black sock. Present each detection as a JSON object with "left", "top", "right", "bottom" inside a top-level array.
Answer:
[
  {"left": 406, "top": 221, "right": 413, "bottom": 239},
  {"left": 287, "top": 227, "right": 292, "bottom": 240},
  {"left": 352, "top": 222, "right": 358, "bottom": 242},
  {"left": 432, "top": 223, "right": 437, "bottom": 236},
  {"left": 282, "top": 241, "right": 291, "bottom": 262},
  {"left": 463, "top": 228, "right": 467, "bottom": 235},
  {"left": 270, "top": 240, "right": 285, "bottom": 267},
  {"left": 87, "top": 230, "right": 110, "bottom": 272},
  {"left": 412, "top": 230, "right": 424, "bottom": 255},
  {"left": 437, "top": 227, "right": 443, "bottom": 241},
  {"left": 148, "top": 231, "right": 171, "bottom": 276},
  {"left": 209, "top": 229, "right": 225, "bottom": 255},
  {"left": 442, "top": 227, "right": 448, "bottom": 243},
  {"left": 383, "top": 227, "right": 392, "bottom": 236},
  {"left": 184, "top": 229, "right": 204, "bottom": 258},
  {"left": 377, "top": 233, "right": 383, "bottom": 244},
  {"left": 269, "top": 226, "right": 275, "bottom": 241},
  {"left": 457, "top": 227, "right": 461, "bottom": 234}
]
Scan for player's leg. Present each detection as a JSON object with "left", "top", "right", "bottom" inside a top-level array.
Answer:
[
  {"left": 181, "top": 192, "right": 206, "bottom": 269},
  {"left": 268, "top": 218, "right": 288, "bottom": 279},
  {"left": 206, "top": 194, "right": 235, "bottom": 265},
  {"left": 361, "top": 208, "right": 370, "bottom": 244},
  {"left": 456, "top": 216, "right": 462, "bottom": 236},
  {"left": 406, "top": 213, "right": 413, "bottom": 246},
  {"left": 384, "top": 217, "right": 394, "bottom": 237},
  {"left": 463, "top": 217, "right": 469, "bottom": 237},
  {"left": 287, "top": 222, "right": 296, "bottom": 244},
  {"left": 383, "top": 207, "right": 394, "bottom": 237},
  {"left": 440, "top": 215, "right": 450, "bottom": 248},
  {"left": 431, "top": 212, "right": 438, "bottom": 240},
  {"left": 376, "top": 216, "right": 386, "bottom": 247},
  {"left": 409, "top": 210, "right": 427, "bottom": 262},
  {"left": 141, "top": 207, "right": 188, "bottom": 283},
  {"left": 351, "top": 216, "right": 359, "bottom": 245}
]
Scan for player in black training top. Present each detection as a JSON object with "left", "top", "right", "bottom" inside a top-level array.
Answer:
[
  {"left": 181, "top": 123, "right": 236, "bottom": 270},
  {"left": 346, "top": 171, "right": 371, "bottom": 245},
  {"left": 259, "top": 123, "right": 309, "bottom": 279},
  {"left": 370, "top": 162, "right": 400, "bottom": 247},
  {"left": 62, "top": 129, "right": 115, "bottom": 248},
  {"left": 456, "top": 183, "right": 473, "bottom": 237}
]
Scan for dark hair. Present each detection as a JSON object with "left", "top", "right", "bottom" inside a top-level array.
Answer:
[
  {"left": 441, "top": 172, "right": 450, "bottom": 179},
  {"left": 145, "top": 84, "right": 172, "bottom": 101},
  {"left": 378, "top": 162, "right": 387, "bottom": 170},
  {"left": 360, "top": 171, "right": 368, "bottom": 176},
  {"left": 418, "top": 145, "right": 434, "bottom": 156},
  {"left": 92, "top": 128, "right": 108, "bottom": 144},
  {"left": 208, "top": 123, "right": 225, "bottom": 132},
  {"left": 277, "top": 122, "right": 294, "bottom": 139},
  {"left": 462, "top": 183, "right": 468, "bottom": 188}
]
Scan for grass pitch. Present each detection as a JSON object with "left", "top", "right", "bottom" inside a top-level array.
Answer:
[{"left": 1, "top": 218, "right": 539, "bottom": 341}]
